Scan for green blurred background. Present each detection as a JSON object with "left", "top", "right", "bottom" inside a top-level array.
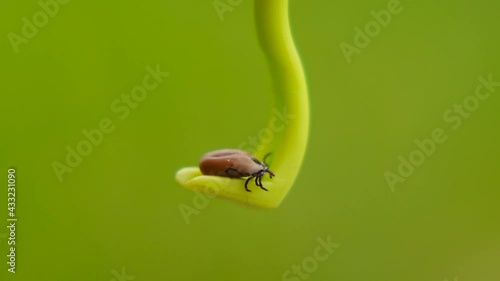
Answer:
[{"left": 1, "top": 0, "right": 499, "bottom": 280}]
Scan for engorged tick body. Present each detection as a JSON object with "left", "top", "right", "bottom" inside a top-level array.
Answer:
[{"left": 199, "top": 149, "right": 275, "bottom": 192}]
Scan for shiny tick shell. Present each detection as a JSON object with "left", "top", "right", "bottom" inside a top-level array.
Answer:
[{"left": 199, "top": 149, "right": 275, "bottom": 192}]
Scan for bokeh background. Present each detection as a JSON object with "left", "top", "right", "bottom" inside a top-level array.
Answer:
[{"left": 1, "top": 0, "right": 499, "bottom": 280}]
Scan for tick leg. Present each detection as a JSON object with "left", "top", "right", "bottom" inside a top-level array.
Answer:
[
  {"left": 256, "top": 175, "right": 268, "bottom": 191},
  {"left": 263, "top": 152, "right": 272, "bottom": 165},
  {"left": 255, "top": 176, "right": 261, "bottom": 187},
  {"left": 259, "top": 177, "right": 268, "bottom": 191},
  {"left": 244, "top": 176, "right": 254, "bottom": 192},
  {"left": 225, "top": 167, "right": 248, "bottom": 177}
]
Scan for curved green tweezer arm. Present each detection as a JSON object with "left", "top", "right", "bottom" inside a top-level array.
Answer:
[{"left": 175, "top": 0, "right": 309, "bottom": 208}]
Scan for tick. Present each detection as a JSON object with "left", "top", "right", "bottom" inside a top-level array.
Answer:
[{"left": 199, "top": 149, "right": 275, "bottom": 192}]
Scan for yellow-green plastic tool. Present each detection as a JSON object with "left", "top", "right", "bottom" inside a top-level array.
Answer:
[{"left": 176, "top": 0, "right": 309, "bottom": 208}]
